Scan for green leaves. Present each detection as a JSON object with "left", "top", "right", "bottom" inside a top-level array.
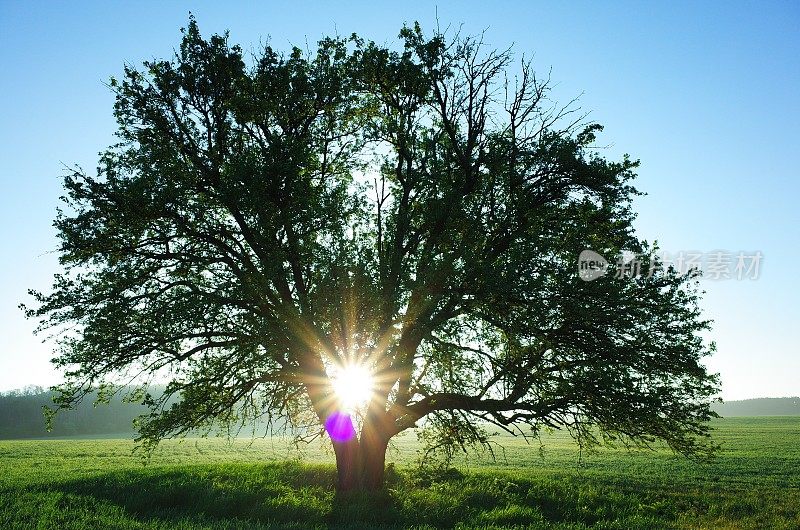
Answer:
[{"left": 29, "top": 19, "right": 719, "bottom": 469}]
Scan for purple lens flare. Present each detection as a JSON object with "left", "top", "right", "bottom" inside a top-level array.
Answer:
[{"left": 324, "top": 411, "right": 356, "bottom": 443}]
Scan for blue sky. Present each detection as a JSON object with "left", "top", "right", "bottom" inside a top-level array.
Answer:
[{"left": 0, "top": 1, "right": 797, "bottom": 400}]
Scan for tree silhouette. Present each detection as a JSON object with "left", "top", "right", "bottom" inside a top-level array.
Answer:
[{"left": 26, "top": 19, "right": 719, "bottom": 491}]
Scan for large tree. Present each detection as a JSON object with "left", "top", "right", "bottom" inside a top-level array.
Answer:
[{"left": 26, "top": 20, "right": 719, "bottom": 491}]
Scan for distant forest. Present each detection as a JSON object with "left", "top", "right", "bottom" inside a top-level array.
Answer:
[
  {"left": 713, "top": 397, "right": 800, "bottom": 417},
  {"left": 0, "top": 386, "right": 149, "bottom": 438},
  {"left": 0, "top": 387, "right": 798, "bottom": 439}
]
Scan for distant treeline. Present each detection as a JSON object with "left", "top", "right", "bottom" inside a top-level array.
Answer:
[
  {"left": 713, "top": 397, "right": 800, "bottom": 417},
  {"left": 0, "top": 386, "right": 150, "bottom": 439},
  {"left": 1, "top": 387, "right": 798, "bottom": 439}
]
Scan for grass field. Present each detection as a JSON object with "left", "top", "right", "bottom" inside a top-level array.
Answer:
[{"left": 0, "top": 417, "right": 798, "bottom": 529}]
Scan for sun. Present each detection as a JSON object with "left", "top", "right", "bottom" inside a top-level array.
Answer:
[{"left": 331, "top": 363, "right": 375, "bottom": 412}]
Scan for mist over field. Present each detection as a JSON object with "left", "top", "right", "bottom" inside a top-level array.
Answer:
[{"left": 2, "top": 387, "right": 798, "bottom": 439}]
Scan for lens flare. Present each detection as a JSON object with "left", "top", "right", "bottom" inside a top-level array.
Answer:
[{"left": 324, "top": 411, "right": 356, "bottom": 443}]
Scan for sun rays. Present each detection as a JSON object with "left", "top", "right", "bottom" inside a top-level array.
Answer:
[{"left": 331, "top": 362, "right": 375, "bottom": 413}]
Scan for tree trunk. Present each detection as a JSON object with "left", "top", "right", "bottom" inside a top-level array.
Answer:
[
  {"left": 333, "top": 437, "right": 360, "bottom": 492},
  {"left": 333, "top": 425, "right": 390, "bottom": 492},
  {"left": 359, "top": 425, "right": 390, "bottom": 491}
]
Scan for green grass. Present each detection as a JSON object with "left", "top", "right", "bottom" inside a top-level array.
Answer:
[{"left": 0, "top": 417, "right": 798, "bottom": 529}]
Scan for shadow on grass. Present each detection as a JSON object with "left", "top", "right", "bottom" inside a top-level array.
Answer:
[
  {"left": 31, "top": 462, "right": 674, "bottom": 529},
  {"left": 41, "top": 462, "right": 337, "bottom": 529}
]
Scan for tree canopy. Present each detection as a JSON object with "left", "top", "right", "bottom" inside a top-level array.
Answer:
[{"left": 26, "top": 19, "right": 720, "bottom": 491}]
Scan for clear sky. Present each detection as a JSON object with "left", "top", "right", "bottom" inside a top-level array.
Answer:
[{"left": 1, "top": 1, "right": 797, "bottom": 400}]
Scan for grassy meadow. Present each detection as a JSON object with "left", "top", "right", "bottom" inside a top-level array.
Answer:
[{"left": 0, "top": 417, "right": 798, "bottom": 529}]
